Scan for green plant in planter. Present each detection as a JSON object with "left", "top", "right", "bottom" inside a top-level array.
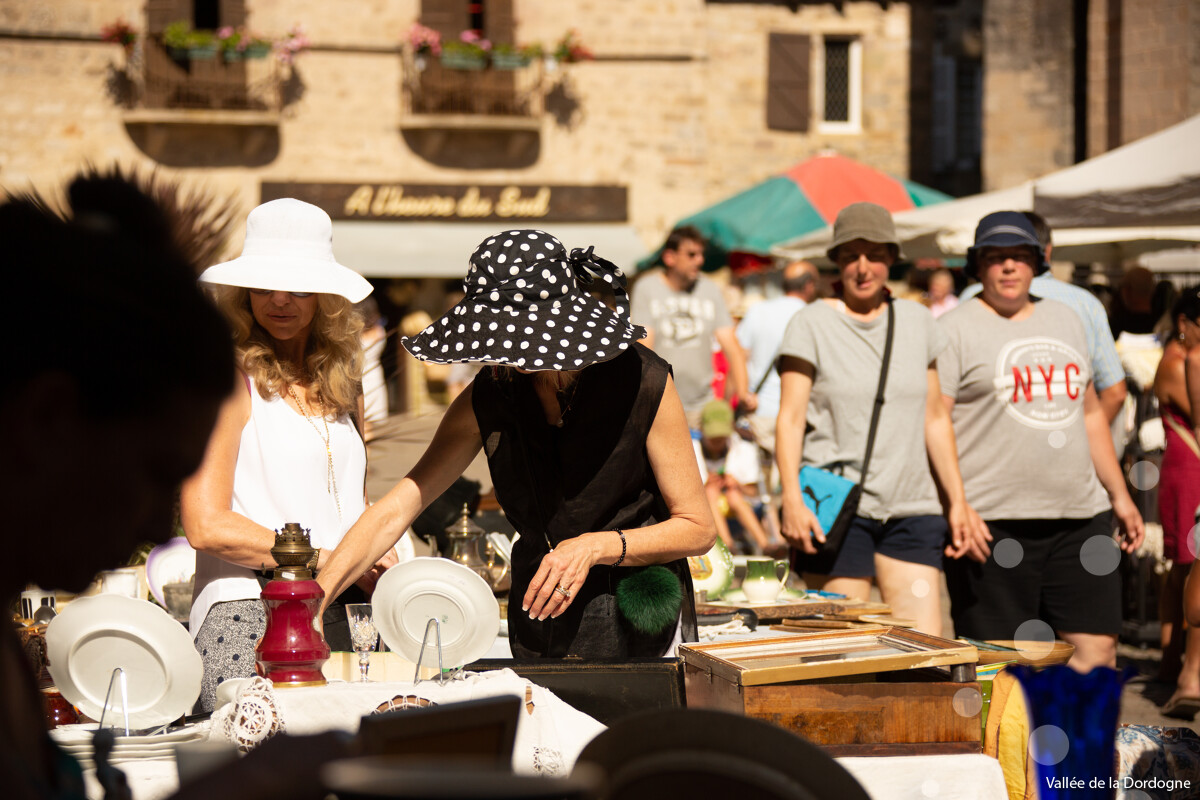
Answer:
[
  {"left": 163, "top": 20, "right": 216, "bottom": 59},
  {"left": 440, "top": 30, "right": 489, "bottom": 70},
  {"left": 490, "top": 42, "right": 531, "bottom": 70},
  {"left": 218, "top": 25, "right": 273, "bottom": 61}
]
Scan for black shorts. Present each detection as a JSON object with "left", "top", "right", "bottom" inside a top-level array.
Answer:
[
  {"left": 944, "top": 512, "right": 1121, "bottom": 639},
  {"left": 791, "top": 514, "right": 948, "bottom": 578}
]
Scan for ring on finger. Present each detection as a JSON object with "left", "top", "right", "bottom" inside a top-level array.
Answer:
[{"left": 554, "top": 584, "right": 571, "bottom": 599}]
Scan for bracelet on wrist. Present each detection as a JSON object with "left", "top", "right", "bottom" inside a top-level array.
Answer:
[{"left": 611, "top": 529, "right": 626, "bottom": 568}]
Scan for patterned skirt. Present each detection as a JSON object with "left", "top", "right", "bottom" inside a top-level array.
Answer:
[{"left": 193, "top": 599, "right": 264, "bottom": 713}]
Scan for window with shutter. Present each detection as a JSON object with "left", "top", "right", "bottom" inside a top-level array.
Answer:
[
  {"left": 818, "top": 36, "right": 861, "bottom": 133},
  {"left": 766, "top": 33, "right": 811, "bottom": 133}
]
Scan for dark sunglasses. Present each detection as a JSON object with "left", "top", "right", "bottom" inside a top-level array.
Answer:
[{"left": 249, "top": 288, "right": 314, "bottom": 298}]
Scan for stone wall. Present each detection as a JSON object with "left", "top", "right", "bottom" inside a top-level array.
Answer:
[
  {"left": 1093, "top": 0, "right": 1199, "bottom": 148},
  {"left": 980, "top": 0, "right": 1076, "bottom": 191},
  {"left": 0, "top": 0, "right": 913, "bottom": 260}
]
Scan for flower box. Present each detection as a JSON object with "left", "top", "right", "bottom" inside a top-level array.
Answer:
[
  {"left": 441, "top": 51, "right": 487, "bottom": 71},
  {"left": 490, "top": 52, "right": 531, "bottom": 70}
]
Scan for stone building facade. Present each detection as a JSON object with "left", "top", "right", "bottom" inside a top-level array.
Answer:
[
  {"left": 0, "top": 0, "right": 916, "bottom": 271},
  {"left": 982, "top": 0, "right": 1200, "bottom": 190}
]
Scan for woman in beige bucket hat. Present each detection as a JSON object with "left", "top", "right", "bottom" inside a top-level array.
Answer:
[{"left": 775, "top": 202, "right": 985, "bottom": 635}]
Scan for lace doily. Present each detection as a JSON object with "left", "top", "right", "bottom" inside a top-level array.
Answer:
[
  {"left": 223, "top": 676, "right": 284, "bottom": 751},
  {"left": 531, "top": 746, "right": 564, "bottom": 776}
]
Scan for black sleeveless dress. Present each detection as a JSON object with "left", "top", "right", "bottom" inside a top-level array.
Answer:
[{"left": 471, "top": 344, "right": 698, "bottom": 658}]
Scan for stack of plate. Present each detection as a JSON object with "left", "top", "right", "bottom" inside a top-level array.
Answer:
[{"left": 50, "top": 723, "right": 209, "bottom": 770}]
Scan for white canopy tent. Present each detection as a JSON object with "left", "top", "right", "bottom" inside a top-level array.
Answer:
[
  {"left": 772, "top": 115, "right": 1200, "bottom": 265},
  {"left": 332, "top": 221, "right": 649, "bottom": 278}
]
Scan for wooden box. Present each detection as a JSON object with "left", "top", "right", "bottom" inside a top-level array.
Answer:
[{"left": 680, "top": 629, "right": 982, "bottom": 756}]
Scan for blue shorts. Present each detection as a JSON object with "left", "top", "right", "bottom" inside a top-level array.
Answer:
[
  {"left": 791, "top": 515, "right": 948, "bottom": 578},
  {"left": 944, "top": 513, "right": 1121, "bottom": 639}
]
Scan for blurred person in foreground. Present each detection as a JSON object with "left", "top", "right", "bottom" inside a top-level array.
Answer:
[
  {"left": 938, "top": 212, "right": 1144, "bottom": 673},
  {"left": 181, "top": 199, "right": 395, "bottom": 712},
  {"left": 776, "top": 203, "right": 983, "bottom": 635},
  {"left": 1153, "top": 287, "right": 1200, "bottom": 715},
  {"left": 631, "top": 225, "right": 756, "bottom": 428},
  {"left": 960, "top": 213, "right": 1128, "bottom": 425},
  {"left": 318, "top": 230, "right": 716, "bottom": 657},
  {"left": 0, "top": 172, "right": 348, "bottom": 800},
  {"left": 694, "top": 399, "right": 774, "bottom": 555}
]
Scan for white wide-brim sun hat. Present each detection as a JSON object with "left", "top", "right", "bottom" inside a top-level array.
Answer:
[{"left": 199, "top": 198, "right": 373, "bottom": 303}]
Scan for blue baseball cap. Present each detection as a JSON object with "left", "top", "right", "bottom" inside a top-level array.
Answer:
[{"left": 965, "top": 211, "right": 1048, "bottom": 278}]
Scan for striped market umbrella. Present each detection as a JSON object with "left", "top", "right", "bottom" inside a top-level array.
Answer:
[{"left": 641, "top": 152, "right": 952, "bottom": 269}]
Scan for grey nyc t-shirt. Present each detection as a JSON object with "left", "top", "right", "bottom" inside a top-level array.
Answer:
[
  {"left": 779, "top": 298, "right": 947, "bottom": 520},
  {"left": 937, "top": 297, "right": 1109, "bottom": 520}
]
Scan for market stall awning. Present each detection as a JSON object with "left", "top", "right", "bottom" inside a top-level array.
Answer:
[
  {"left": 772, "top": 114, "right": 1200, "bottom": 265},
  {"left": 640, "top": 152, "right": 952, "bottom": 269},
  {"left": 332, "top": 221, "right": 649, "bottom": 279}
]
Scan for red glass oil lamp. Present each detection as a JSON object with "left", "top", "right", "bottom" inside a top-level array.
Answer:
[{"left": 255, "top": 523, "right": 329, "bottom": 687}]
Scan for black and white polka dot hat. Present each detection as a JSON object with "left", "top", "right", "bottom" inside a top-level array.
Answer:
[{"left": 402, "top": 229, "right": 646, "bottom": 371}]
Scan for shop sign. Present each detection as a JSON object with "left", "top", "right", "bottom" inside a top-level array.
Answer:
[{"left": 260, "top": 182, "right": 627, "bottom": 222}]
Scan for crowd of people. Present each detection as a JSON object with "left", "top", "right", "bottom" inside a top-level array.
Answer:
[
  {"left": 7, "top": 167, "right": 1198, "bottom": 799},
  {"left": 628, "top": 205, "right": 1163, "bottom": 676}
]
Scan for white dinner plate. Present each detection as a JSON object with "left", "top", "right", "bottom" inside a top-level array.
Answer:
[
  {"left": 372, "top": 557, "right": 499, "bottom": 668},
  {"left": 46, "top": 595, "right": 202, "bottom": 729},
  {"left": 145, "top": 537, "right": 196, "bottom": 607}
]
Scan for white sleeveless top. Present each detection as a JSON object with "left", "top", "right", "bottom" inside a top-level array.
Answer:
[{"left": 190, "top": 385, "right": 367, "bottom": 634}]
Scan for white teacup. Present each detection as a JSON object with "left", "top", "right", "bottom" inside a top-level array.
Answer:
[{"left": 100, "top": 568, "right": 140, "bottom": 599}]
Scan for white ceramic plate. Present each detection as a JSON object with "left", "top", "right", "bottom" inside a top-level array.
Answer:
[
  {"left": 46, "top": 595, "right": 202, "bottom": 729},
  {"left": 372, "top": 557, "right": 499, "bottom": 668},
  {"left": 145, "top": 538, "right": 197, "bottom": 607}
]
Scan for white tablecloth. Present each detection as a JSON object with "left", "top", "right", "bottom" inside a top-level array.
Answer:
[
  {"left": 210, "top": 668, "right": 603, "bottom": 776},
  {"left": 840, "top": 754, "right": 1008, "bottom": 800},
  {"left": 92, "top": 751, "right": 1010, "bottom": 800}
]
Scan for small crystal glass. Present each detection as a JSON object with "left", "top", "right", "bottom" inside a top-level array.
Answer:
[{"left": 345, "top": 603, "right": 377, "bottom": 682}]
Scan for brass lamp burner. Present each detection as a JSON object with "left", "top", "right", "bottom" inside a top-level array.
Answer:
[{"left": 270, "top": 522, "right": 316, "bottom": 581}]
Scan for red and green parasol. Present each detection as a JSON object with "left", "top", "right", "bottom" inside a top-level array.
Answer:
[{"left": 641, "top": 152, "right": 952, "bottom": 269}]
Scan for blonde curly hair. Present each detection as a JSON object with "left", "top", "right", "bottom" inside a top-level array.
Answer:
[{"left": 214, "top": 286, "right": 364, "bottom": 418}]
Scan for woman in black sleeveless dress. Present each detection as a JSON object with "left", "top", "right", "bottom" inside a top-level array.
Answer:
[{"left": 317, "top": 230, "right": 716, "bottom": 657}]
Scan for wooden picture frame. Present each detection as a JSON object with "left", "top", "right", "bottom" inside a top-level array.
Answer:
[{"left": 679, "top": 628, "right": 978, "bottom": 686}]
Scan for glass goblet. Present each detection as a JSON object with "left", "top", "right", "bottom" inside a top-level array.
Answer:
[{"left": 345, "top": 603, "right": 377, "bottom": 682}]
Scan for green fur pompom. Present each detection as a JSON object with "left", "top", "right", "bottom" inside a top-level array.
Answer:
[{"left": 616, "top": 566, "right": 683, "bottom": 634}]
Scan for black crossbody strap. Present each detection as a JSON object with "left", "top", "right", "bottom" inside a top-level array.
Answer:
[{"left": 858, "top": 298, "right": 895, "bottom": 486}]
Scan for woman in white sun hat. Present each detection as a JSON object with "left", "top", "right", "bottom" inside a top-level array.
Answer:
[
  {"left": 316, "top": 229, "right": 717, "bottom": 659},
  {"left": 181, "top": 198, "right": 401, "bottom": 711}
]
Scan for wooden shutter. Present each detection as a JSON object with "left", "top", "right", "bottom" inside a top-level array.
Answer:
[
  {"left": 146, "top": 0, "right": 193, "bottom": 34},
  {"left": 218, "top": 0, "right": 246, "bottom": 29},
  {"left": 483, "top": 0, "right": 515, "bottom": 47},
  {"left": 144, "top": 0, "right": 244, "bottom": 33},
  {"left": 421, "top": 0, "right": 471, "bottom": 41},
  {"left": 766, "top": 32, "right": 811, "bottom": 133}
]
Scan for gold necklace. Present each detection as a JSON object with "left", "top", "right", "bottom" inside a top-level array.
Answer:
[{"left": 287, "top": 383, "right": 342, "bottom": 522}]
